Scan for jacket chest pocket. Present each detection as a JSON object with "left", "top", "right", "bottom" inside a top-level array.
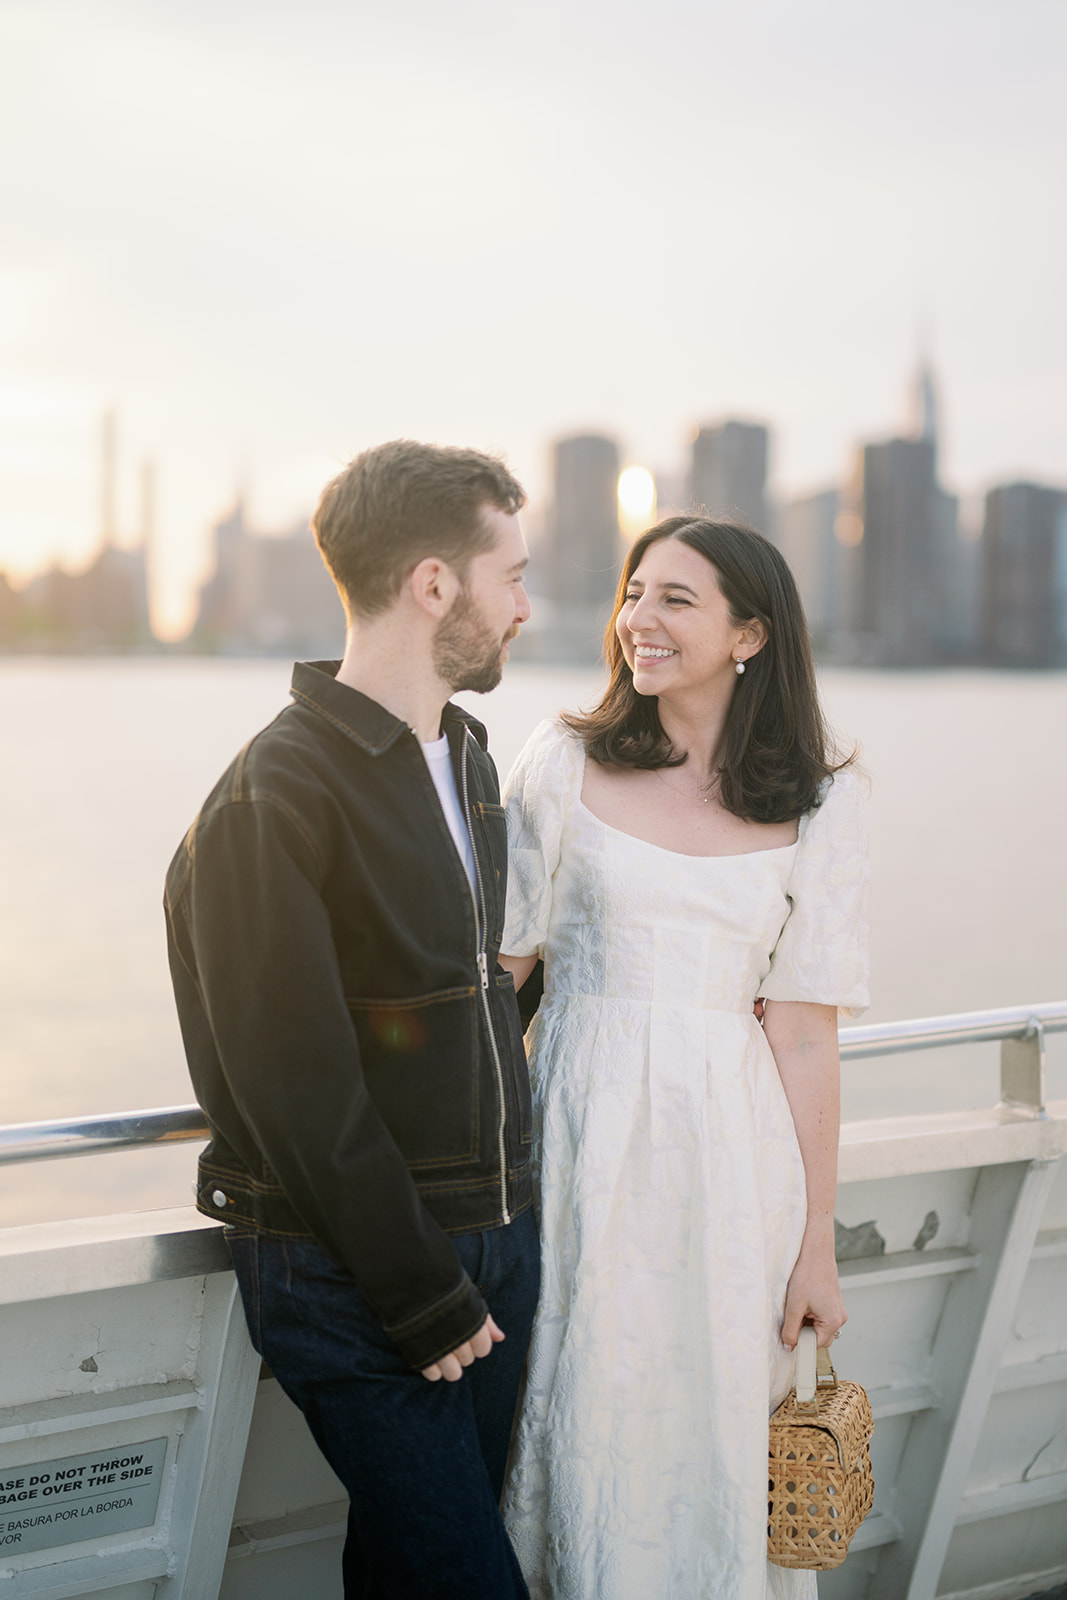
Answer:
[{"left": 348, "top": 987, "right": 480, "bottom": 1168}]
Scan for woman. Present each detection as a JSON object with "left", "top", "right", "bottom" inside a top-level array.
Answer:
[{"left": 498, "top": 517, "right": 870, "bottom": 1600}]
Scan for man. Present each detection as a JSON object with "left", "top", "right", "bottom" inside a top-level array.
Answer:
[{"left": 165, "top": 441, "right": 538, "bottom": 1598}]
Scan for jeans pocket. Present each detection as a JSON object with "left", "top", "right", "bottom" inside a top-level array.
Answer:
[{"left": 451, "top": 1228, "right": 487, "bottom": 1294}]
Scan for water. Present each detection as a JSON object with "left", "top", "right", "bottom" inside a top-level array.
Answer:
[{"left": 1, "top": 658, "right": 1065, "bottom": 1228}]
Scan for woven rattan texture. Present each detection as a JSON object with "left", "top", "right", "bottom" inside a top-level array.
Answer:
[{"left": 768, "top": 1379, "right": 875, "bottom": 1570}]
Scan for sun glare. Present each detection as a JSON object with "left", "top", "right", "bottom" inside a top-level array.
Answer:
[
  {"left": 618, "top": 465, "right": 656, "bottom": 539},
  {"left": 834, "top": 511, "right": 864, "bottom": 548}
]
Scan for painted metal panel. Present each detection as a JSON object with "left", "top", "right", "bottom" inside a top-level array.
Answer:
[
  {"left": 0, "top": 1229, "right": 259, "bottom": 1599},
  {"left": 3, "top": 1006, "right": 1067, "bottom": 1600}
]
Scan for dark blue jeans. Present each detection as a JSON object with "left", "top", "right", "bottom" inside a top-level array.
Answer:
[{"left": 227, "top": 1206, "right": 539, "bottom": 1600}]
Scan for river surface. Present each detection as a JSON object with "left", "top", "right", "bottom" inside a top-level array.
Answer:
[{"left": 1, "top": 658, "right": 1065, "bottom": 1227}]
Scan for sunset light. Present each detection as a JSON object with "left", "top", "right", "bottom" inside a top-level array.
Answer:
[
  {"left": 617, "top": 465, "right": 656, "bottom": 538},
  {"left": 1, "top": 12, "right": 1066, "bottom": 1591}
]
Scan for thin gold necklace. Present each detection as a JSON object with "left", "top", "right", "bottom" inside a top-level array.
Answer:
[{"left": 653, "top": 766, "right": 715, "bottom": 804}]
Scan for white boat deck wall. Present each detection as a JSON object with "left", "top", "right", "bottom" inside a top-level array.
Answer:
[
  {"left": 830, "top": 1129, "right": 1067, "bottom": 1600},
  {"left": 1, "top": 1101, "right": 1066, "bottom": 1599}
]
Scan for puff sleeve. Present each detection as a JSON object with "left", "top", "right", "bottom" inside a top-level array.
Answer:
[
  {"left": 501, "top": 719, "right": 581, "bottom": 958},
  {"left": 760, "top": 768, "right": 871, "bottom": 1019}
]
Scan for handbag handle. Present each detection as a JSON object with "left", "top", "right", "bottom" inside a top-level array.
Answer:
[{"left": 794, "top": 1325, "right": 839, "bottom": 1412}]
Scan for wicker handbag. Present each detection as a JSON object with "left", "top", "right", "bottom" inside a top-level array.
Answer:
[{"left": 768, "top": 1326, "right": 874, "bottom": 1569}]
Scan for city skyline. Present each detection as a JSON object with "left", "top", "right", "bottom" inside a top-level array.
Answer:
[
  {"left": 2, "top": 362, "right": 1063, "bottom": 639},
  {"left": 2, "top": 0, "right": 1065, "bottom": 634},
  {"left": 5, "top": 375, "right": 1063, "bottom": 670}
]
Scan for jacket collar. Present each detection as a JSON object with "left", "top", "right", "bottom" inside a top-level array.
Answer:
[{"left": 291, "top": 661, "right": 489, "bottom": 756}]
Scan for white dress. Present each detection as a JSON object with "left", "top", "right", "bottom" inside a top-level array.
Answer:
[{"left": 500, "top": 720, "right": 870, "bottom": 1600}]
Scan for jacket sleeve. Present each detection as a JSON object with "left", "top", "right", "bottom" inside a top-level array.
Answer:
[{"left": 167, "top": 793, "right": 489, "bottom": 1371}]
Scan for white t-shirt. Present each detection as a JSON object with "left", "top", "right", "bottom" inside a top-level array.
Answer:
[{"left": 421, "top": 734, "right": 476, "bottom": 888}]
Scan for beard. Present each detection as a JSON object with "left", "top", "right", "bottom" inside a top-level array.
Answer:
[{"left": 433, "top": 585, "right": 513, "bottom": 694}]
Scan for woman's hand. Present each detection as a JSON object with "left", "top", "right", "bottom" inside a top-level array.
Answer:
[
  {"left": 498, "top": 952, "right": 538, "bottom": 990},
  {"left": 781, "top": 1233, "right": 846, "bottom": 1350}
]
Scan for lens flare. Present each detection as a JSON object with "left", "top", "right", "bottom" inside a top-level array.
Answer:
[{"left": 618, "top": 466, "right": 656, "bottom": 538}]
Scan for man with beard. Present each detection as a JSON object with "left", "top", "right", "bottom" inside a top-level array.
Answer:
[{"left": 165, "top": 441, "right": 537, "bottom": 1598}]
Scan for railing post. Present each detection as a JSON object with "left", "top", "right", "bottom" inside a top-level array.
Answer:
[{"left": 999, "top": 1016, "right": 1047, "bottom": 1118}]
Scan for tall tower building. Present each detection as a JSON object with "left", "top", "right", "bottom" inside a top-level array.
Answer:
[
  {"left": 982, "top": 482, "right": 1067, "bottom": 667},
  {"left": 195, "top": 499, "right": 250, "bottom": 645},
  {"left": 909, "top": 362, "right": 940, "bottom": 451},
  {"left": 777, "top": 487, "right": 863, "bottom": 646},
  {"left": 549, "top": 434, "right": 621, "bottom": 613},
  {"left": 192, "top": 498, "right": 344, "bottom": 654},
  {"left": 688, "top": 421, "right": 770, "bottom": 534},
  {"left": 139, "top": 458, "right": 157, "bottom": 635},
  {"left": 838, "top": 363, "right": 974, "bottom": 664},
  {"left": 79, "top": 408, "right": 153, "bottom": 645},
  {"left": 849, "top": 437, "right": 942, "bottom": 663},
  {"left": 100, "top": 409, "right": 118, "bottom": 546},
  {"left": 139, "top": 460, "right": 156, "bottom": 550}
]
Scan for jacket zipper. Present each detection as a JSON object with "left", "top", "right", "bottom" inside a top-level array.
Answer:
[{"left": 460, "top": 729, "right": 511, "bottom": 1225}]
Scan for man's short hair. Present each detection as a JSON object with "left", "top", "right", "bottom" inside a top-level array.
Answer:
[{"left": 312, "top": 440, "right": 527, "bottom": 618}]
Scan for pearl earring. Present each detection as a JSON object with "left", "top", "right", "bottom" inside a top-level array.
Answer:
[{"left": 734, "top": 658, "right": 745, "bottom": 675}]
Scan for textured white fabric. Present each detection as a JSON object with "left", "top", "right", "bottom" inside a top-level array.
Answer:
[
  {"left": 500, "top": 718, "right": 870, "bottom": 1600},
  {"left": 421, "top": 733, "right": 476, "bottom": 887}
]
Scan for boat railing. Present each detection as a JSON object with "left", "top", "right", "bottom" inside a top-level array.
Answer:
[{"left": 1, "top": 1000, "right": 1065, "bottom": 1169}]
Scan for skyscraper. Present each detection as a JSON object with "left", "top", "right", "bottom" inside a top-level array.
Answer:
[
  {"left": 851, "top": 432, "right": 940, "bottom": 662},
  {"left": 99, "top": 409, "right": 118, "bottom": 546},
  {"left": 688, "top": 421, "right": 770, "bottom": 534},
  {"left": 777, "top": 487, "right": 863, "bottom": 647},
  {"left": 982, "top": 482, "right": 1067, "bottom": 667},
  {"left": 16, "top": 409, "right": 154, "bottom": 650},
  {"left": 21, "top": 543, "right": 152, "bottom": 649},
  {"left": 549, "top": 434, "right": 621, "bottom": 613},
  {"left": 192, "top": 500, "right": 344, "bottom": 654},
  {"left": 195, "top": 499, "right": 250, "bottom": 644},
  {"left": 909, "top": 361, "right": 939, "bottom": 448},
  {"left": 839, "top": 364, "right": 973, "bottom": 664}
]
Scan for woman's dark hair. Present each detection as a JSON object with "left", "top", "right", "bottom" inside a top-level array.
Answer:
[{"left": 563, "top": 516, "right": 851, "bottom": 823}]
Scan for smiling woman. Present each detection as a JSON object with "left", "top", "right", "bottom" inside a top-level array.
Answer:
[
  {"left": 570, "top": 515, "right": 847, "bottom": 825},
  {"left": 496, "top": 516, "right": 868, "bottom": 1598}
]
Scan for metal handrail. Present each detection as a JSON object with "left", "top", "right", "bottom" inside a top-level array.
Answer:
[
  {"left": 0, "top": 1104, "right": 209, "bottom": 1168},
  {"left": 1, "top": 1001, "right": 1065, "bottom": 1168},
  {"left": 838, "top": 1000, "right": 1067, "bottom": 1060}
]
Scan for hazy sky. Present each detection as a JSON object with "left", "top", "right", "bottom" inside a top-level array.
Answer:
[{"left": 2, "top": 0, "right": 1065, "bottom": 633}]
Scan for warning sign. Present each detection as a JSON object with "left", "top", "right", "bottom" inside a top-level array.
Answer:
[{"left": 0, "top": 1437, "right": 167, "bottom": 1557}]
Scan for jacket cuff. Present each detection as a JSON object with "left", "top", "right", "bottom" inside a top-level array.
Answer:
[{"left": 382, "top": 1273, "right": 490, "bottom": 1371}]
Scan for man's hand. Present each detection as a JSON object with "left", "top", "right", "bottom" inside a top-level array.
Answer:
[{"left": 420, "top": 1314, "right": 505, "bottom": 1382}]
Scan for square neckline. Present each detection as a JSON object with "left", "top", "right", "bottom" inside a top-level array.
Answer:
[{"left": 575, "top": 744, "right": 802, "bottom": 862}]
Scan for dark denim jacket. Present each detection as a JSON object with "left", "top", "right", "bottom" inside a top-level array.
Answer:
[{"left": 164, "top": 662, "right": 533, "bottom": 1370}]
